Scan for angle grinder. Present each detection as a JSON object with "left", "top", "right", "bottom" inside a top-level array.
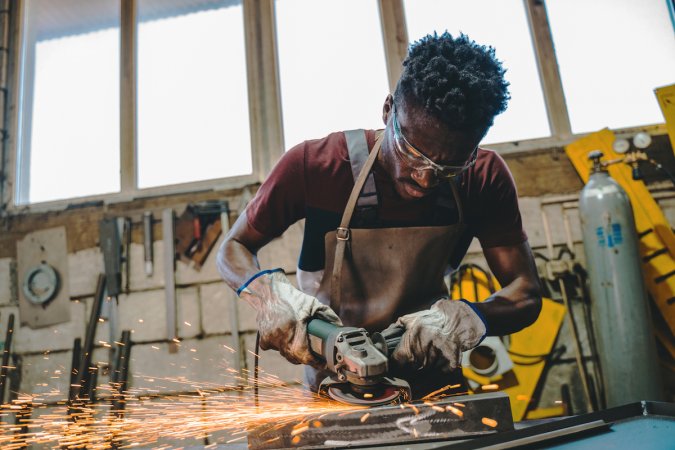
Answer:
[{"left": 307, "top": 319, "right": 411, "bottom": 407}]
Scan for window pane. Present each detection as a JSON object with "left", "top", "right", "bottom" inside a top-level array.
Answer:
[
  {"left": 275, "top": 0, "right": 389, "bottom": 149},
  {"left": 137, "top": 0, "right": 252, "bottom": 189},
  {"left": 403, "top": 0, "right": 550, "bottom": 144},
  {"left": 18, "top": 0, "right": 120, "bottom": 204},
  {"left": 547, "top": 0, "right": 675, "bottom": 134}
]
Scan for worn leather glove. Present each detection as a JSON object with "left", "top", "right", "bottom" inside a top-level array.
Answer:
[
  {"left": 386, "top": 298, "right": 487, "bottom": 373},
  {"left": 237, "top": 269, "right": 342, "bottom": 367}
]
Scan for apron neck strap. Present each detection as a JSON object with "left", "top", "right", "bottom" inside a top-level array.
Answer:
[
  {"left": 337, "top": 132, "right": 384, "bottom": 234},
  {"left": 331, "top": 132, "right": 383, "bottom": 312}
]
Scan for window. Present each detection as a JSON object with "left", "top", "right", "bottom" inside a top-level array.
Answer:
[
  {"left": 546, "top": 0, "right": 675, "bottom": 134},
  {"left": 403, "top": 0, "right": 551, "bottom": 144},
  {"left": 274, "top": 0, "right": 389, "bottom": 149},
  {"left": 15, "top": 0, "right": 252, "bottom": 206},
  {"left": 17, "top": 0, "right": 121, "bottom": 204},
  {"left": 137, "top": 0, "right": 252, "bottom": 188},
  {"left": 9, "top": 0, "right": 674, "bottom": 209}
]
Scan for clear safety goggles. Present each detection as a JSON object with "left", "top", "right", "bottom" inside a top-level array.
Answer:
[{"left": 391, "top": 106, "right": 477, "bottom": 179}]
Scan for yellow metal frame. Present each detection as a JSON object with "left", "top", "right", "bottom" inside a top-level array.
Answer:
[{"left": 655, "top": 84, "right": 675, "bottom": 157}]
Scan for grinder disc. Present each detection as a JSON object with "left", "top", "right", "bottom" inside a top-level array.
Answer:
[{"left": 327, "top": 385, "right": 403, "bottom": 406}]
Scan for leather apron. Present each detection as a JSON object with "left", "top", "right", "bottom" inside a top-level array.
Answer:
[{"left": 306, "top": 130, "right": 469, "bottom": 399}]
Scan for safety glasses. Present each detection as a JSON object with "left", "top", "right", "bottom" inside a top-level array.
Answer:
[{"left": 391, "top": 106, "right": 477, "bottom": 179}]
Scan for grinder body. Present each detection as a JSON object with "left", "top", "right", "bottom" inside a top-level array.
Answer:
[{"left": 307, "top": 319, "right": 410, "bottom": 406}]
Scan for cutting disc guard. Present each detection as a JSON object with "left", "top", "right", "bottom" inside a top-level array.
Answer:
[{"left": 327, "top": 384, "right": 403, "bottom": 406}]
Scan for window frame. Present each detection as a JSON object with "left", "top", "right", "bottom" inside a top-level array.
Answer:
[{"left": 1, "top": 0, "right": 670, "bottom": 213}]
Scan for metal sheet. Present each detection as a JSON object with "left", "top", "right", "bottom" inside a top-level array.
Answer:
[
  {"left": 248, "top": 392, "right": 514, "bottom": 450},
  {"left": 16, "top": 227, "right": 70, "bottom": 328},
  {"left": 439, "top": 400, "right": 675, "bottom": 450}
]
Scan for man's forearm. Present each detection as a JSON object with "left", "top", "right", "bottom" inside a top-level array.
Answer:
[
  {"left": 473, "top": 284, "right": 542, "bottom": 336},
  {"left": 216, "top": 237, "right": 262, "bottom": 293}
]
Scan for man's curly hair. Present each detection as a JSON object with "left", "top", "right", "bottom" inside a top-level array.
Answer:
[{"left": 395, "top": 32, "right": 510, "bottom": 137}]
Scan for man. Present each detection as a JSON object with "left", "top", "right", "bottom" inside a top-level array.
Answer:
[{"left": 217, "top": 32, "right": 542, "bottom": 399}]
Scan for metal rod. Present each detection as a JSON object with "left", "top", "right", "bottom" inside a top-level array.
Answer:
[
  {"left": 0, "top": 313, "right": 14, "bottom": 403},
  {"left": 220, "top": 209, "right": 242, "bottom": 381},
  {"left": 78, "top": 274, "right": 106, "bottom": 400},
  {"left": 68, "top": 338, "right": 81, "bottom": 404},
  {"left": 558, "top": 278, "right": 595, "bottom": 412},
  {"left": 162, "top": 208, "right": 178, "bottom": 353},
  {"left": 114, "top": 330, "right": 132, "bottom": 416},
  {"left": 143, "top": 211, "right": 154, "bottom": 277},
  {"left": 562, "top": 208, "right": 575, "bottom": 253},
  {"left": 540, "top": 208, "right": 555, "bottom": 259}
]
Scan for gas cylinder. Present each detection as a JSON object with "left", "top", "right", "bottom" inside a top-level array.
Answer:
[{"left": 579, "top": 150, "right": 663, "bottom": 407}]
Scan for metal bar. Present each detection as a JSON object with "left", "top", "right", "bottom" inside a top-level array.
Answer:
[
  {"left": 540, "top": 208, "right": 555, "bottom": 259},
  {"left": 0, "top": 313, "right": 14, "bottom": 403},
  {"left": 143, "top": 211, "right": 154, "bottom": 277},
  {"left": 68, "top": 338, "right": 81, "bottom": 404},
  {"left": 114, "top": 330, "right": 132, "bottom": 416},
  {"left": 78, "top": 274, "right": 106, "bottom": 400},
  {"left": 162, "top": 208, "right": 178, "bottom": 352},
  {"left": 120, "top": 0, "right": 137, "bottom": 193},
  {"left": 558, "top": 278, "right": 595, "bottom": 412},
  {"left": 523, "top": 0, "right": 572, "bottom": 138},
  {"left": 221, "top": 208, "right": 243, "bottom": 383}
]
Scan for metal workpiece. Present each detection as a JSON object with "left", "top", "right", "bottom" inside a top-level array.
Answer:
[
  {"left": 247, "top": 392, "right": 513, "bottom": 450},
  {"left": 579, "top": 154, "right": 663, "bottom": 407}
]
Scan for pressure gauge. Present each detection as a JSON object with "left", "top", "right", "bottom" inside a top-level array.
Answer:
[
  {"left": 612, "top": 138, "right": 630, "bottom": 154},
  {"left": 633, "top": 132, "right": 652, "bottom": 149}
]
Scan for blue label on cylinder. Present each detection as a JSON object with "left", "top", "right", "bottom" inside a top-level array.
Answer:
[
  {"left": 596, "top": 227, "right": 605, "bottom": 247},
  {"left": 612, "top": 223, "right": 623, "bottom": 245},
  {"left": 599, "top": 223, "right": 623, "bottom": 248}
]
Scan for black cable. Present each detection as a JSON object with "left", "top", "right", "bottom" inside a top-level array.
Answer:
[
  {"left": 557, "top": 246, "right": 575, "bottom": 260},
  {"left": 533, "top": 251, "right": 550, "bottom": 262}
]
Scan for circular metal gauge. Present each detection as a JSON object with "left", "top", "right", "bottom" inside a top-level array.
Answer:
[
  {"left": 612, "top": 138, "right": 630, "bottom": 154},
  {"left": 22, "top": 263, "right": 60, "bottom": 306},
  {"left": 633, "top": 132, "right": 652, "bottom": 149}
]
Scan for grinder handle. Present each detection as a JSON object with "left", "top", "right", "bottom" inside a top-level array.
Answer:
[
  {"left": 307, "top": 318, "right": 337, "bottom": 340},
  {"left": 376, "top": 325, "right": 406, "bottom": 358}
]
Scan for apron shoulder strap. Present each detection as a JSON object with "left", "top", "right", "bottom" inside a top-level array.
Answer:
[
  {"left": 331, "top": 133, "right": 384, "bottom": 312},
  {"left": 344, "top": 130, "right": 379, "bottom": 209}
]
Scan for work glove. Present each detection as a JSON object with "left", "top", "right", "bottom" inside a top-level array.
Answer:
[
  {"left": 385, "top": 298, "right": 487, "bottom": 373},
  {"left": 237, "top": 269, "right": 342, "bottom": 367}
]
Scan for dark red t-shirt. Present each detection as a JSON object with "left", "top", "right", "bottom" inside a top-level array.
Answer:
[{"left": 247, "top": 129, "right": 527, "bottom": 271}]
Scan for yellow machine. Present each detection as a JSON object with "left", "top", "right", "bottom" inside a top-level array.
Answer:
[{"left": 450, "top": 266, "right": 566, "bottom": 421}]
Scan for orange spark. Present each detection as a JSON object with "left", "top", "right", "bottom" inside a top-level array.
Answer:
[{"left": 482, "top": 417, "right": 498, "bottom": 428}]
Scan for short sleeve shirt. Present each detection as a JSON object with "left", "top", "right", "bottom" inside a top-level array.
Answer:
[{"left": 246, "top": 129, "right": 527, "bottom": 271}]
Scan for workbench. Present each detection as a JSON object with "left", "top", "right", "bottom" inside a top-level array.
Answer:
[{"left": 190, "top": 400, "right": 673, "bottom": 450}]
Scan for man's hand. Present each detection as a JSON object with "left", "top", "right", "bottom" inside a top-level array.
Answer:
[
  {"left": 386, "top": 298, "right": 486, "bottom": 372},
  {"left": 239, "top": 270, "right": 342, "bottom": 367}
]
